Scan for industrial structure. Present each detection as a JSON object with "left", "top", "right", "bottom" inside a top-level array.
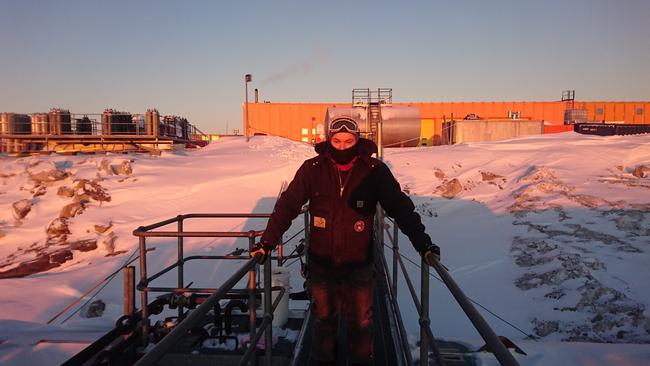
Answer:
[
  {"left": 243, "top": 89, "right": 650, "bottom": 146},
  {"left": 0, "top": 108, "right": 207, "bottom": 154}
]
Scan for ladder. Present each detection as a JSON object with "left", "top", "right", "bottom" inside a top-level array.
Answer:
[{"left": 368, "top": 102, "right": 382, "bottom": 144}]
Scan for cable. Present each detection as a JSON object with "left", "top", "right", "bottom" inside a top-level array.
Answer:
[
  {"left": 384, "top": 243, "right": 537, "bottom": 340},
  {"left": 55, "top": 248, "right": 140, "bottom": 324}
]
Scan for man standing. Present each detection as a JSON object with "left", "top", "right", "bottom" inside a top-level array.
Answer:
[{"left": 253, "top": 117, "right": 440, "bottom": 365}]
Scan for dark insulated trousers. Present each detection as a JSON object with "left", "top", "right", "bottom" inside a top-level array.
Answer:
[{"left": 306, "top": 262, "right": 375, "bottom": 366}]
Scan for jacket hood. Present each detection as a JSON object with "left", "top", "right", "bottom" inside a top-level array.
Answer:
[{"left": 314, "top": 138, "right": 378, "bottom": 158}]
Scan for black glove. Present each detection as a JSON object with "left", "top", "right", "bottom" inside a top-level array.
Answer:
[
  {"left": 250, "top": 239, "right": 273, "bottom": 263},
  {"left": 421, "top": 243, "right": 441, "bottom": 266}
]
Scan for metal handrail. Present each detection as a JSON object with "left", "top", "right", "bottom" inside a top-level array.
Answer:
[
  {"left": 381, "top": 218, "right": 520, "bottom": 366},
  {"left": 134, "top": 255, "right": 262, "bottom": 366},
  {"left": 132, "top": 213, "right": 277, "bottom": 366}
]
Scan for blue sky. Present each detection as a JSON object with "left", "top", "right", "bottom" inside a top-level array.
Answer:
[{"left": 1, "top": 0, "right": 649, "bottom": 133}]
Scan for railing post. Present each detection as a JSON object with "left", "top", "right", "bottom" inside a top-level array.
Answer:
[
  {"left": 138, "top": 235, "right": 150, "bottom": 344},
  {"left": 303, "top": 210, "right": 310, "bottom": 249},
  {"left": 123, "top": 266, "right": 135, "bottom": 317},
  {"left": 277, "top": 235, "right": 283, "bottom": 267},
  {"left": 177, "top": 215, "right": 184, "bottom": 319},
  {"left": 264, "top": 252, "right": 273, "bottom": 365},
  {"left": 392, "top": 222, "right": 399, "bottom": 295},
  {"left": 248, "top": 232, "right": 258, "bottom": 366},
  {"left": 420, "top": 256, "right": 430, "bottom": 365}
]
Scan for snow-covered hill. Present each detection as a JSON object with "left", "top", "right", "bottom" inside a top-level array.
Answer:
[{"left": 0, "top": 133, "right": 649, "bottom": 365}]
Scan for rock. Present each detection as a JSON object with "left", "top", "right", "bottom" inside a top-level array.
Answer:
[
  {"left": 12, "top": 199, "right": 34, "bottom": 220},
  {"left": 0, "top": 256, "right": 60, "bottom": 279},
  {"left": 50, "top": 249, "right": 73, "bottom": 264},
  {"left": 434, "top": 168, "right": 445, "bottom": 180},
  {"left": 632, "top": 165, "right": 650, "bottom": 178},
  {"left": 569, "top": 194, "right": 607, "bottom": 208},
  {"left": 94, "top": 222, "right": 113, "bottom": 234},
  {"left": 73, "top": 179, "right": 111, "bottom": 203},
  {"left": 47, "top": 218, "right": 71, "bottom": 242},
  {"left": 81, "top": 300, "right": 106, "bottom": 318},
  {"left": 480, "top": 171, "right": 503, "bottom": 181},
  {"left": 31, "top": 185, "right": 47, "bottom": 197},
  {"left": 60, "top": 201, "right": 86, "bottom": 219},
  {"left": 112, "top": 160, "right": 133, "bottom": 175},
  {"left": 0, "top": 231, "right": 5, "bottom": 240},
  {"left": 28, "top": 161, "right": 69, "bottom": 184},
  {"left": 57, "top": 186, "right": 75, "bottom": 198},
  {"left": 102, "top": 233, "right": 118, "bottom": 254},
  {"left": 435, "top": 179, "right": 463, "bottom": 199},
  {"left": 69, "top": 239, "right": 98, "bottom": 252},
  {"left": 98, "top": 159, "right": 113, "bottom": 176},
  {"left": 533, "top": 320, "right": 559, "bottom": 337}
]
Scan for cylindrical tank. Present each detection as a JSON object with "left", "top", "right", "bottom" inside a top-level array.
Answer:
[
  {"left": 102, "top": 109, "right": 134, "bottom": 135},
  {"left": 49, "top": 109, "right": 72, "bottom": 135},
  {"left": 163, "top": 115, "right": 177, "bottom": 137},
  {"left": 379, "top": 106, "right": 422, "bottom": 147},
  {"left": 102, "top": 109, "right": 114, "bottom": 135},
  {"left": 0, "top": 113, "right": 32, "bottom": 135},
  {"left": 261, "top": 266, "right": 290, "bottom": 327},
  {"left": 75, "top": 116, "right": 93, "bottom": 134},
  {"left": 324, "top": 105, "right": 421, "bottom": 147},
  {"left": 31, "top": 113, "right": 49, "bottom": 135},
  {"left": 1, "top": 113, "right": 12, "bottom": 135},
  {"left": 132, "top": 114, "right": 145, "bottom": 135},
  {"left": 145, "top": 109, "right": 160, "bottom": 136}
]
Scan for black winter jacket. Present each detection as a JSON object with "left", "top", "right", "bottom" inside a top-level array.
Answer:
[{"left": 262, "top": 138, "right": 432, "bottom": 268}]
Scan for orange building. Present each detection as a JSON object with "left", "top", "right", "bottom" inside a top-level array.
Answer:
[{"left": 244, "top": 101, "right": 649, "bottom": 145}]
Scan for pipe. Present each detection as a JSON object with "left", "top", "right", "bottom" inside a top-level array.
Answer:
[
  {"left": 123, "top": 266, "right": 135, "bottom": 317},
  {"left": 223, "top": 300, "right": 247, "bottom": 335},
  {"left": 134, "top": 256, "right": 260, "bottom": 366}
]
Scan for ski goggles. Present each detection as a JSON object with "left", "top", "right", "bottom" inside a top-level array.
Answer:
[{"left": 329, "top": 118, "right": 360, "bottom": 135}]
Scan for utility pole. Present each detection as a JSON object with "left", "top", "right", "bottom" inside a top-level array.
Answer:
[{"left": 244, "top": 74, "right": 252, "bottom": 142}]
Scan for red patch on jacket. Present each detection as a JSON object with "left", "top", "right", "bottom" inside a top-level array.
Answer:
[{"left": 354, "top": 220, "right": 365, "bottom": 232}]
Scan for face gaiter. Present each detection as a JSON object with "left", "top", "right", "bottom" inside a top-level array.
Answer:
[{"left": 328, "top": 141, "right": 359, "bottom": 164}]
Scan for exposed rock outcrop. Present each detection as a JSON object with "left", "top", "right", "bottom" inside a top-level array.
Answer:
[
  {"left": 94, "top": 222, "right": 113, "bottom": 234},
  {"left": 28, "top": 161, "right": 69, "bottom": 184},
  {"left": 435, "top": 179, "right": 463, "bottom": 199},
  {"left": 112, "top": 160, "right": 133, "bottom": 175},
  {"left": 57, "top": 186, "right": 75, "bottom": 198},
  {"left": 102, "top": 232, "right": 118, "bottom": 254},
  {"left": 73, "top": 179, "right": 111, "bottom": 203},
  {"left": 47, "top": 217, "right": 71, "bottom": 243},
  {"left": 12, "top": 199, "right": 34, "bottom": 220},
  {"left": 60, "top": 201, "right": 87, "bottom": 219},
  {"left": 632, "top": 165, "right": 650, "bottom": 178}
]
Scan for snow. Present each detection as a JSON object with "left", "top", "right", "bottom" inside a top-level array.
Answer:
[{"left": 1, "top": 133, "right": 649, "bottom": 365}]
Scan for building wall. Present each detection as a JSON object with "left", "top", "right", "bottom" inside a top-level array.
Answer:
[
  {"left": 452, "top": 120, "right": 544, "bottom": 144},
  {"left": 244, "top": 101, "right": 649, "bottom": 145}
]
